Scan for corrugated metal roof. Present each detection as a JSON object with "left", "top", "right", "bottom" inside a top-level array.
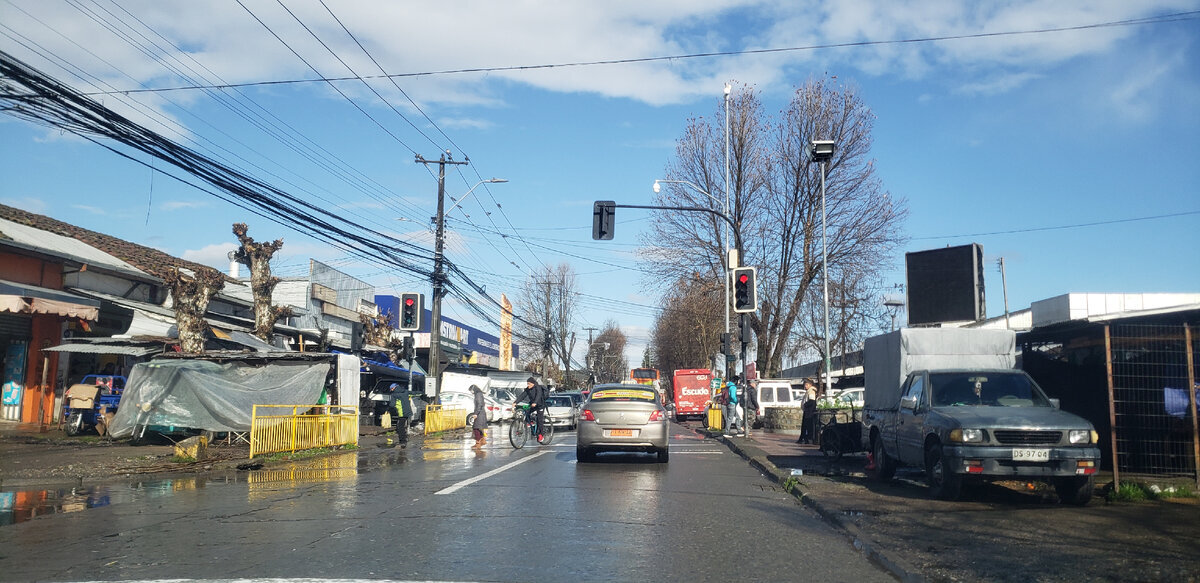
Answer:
[
  {"left": 0, "top": 217, "right": 148, "bottom": 278},
  {"left": 43, "top": 340, "right": 163, "bottom": 356}
]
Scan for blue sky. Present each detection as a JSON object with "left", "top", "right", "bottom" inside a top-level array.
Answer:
[{"left": 2, "top": 1, "right": 1198, "bottom": 369}]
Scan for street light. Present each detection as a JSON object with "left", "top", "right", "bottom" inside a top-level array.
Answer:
[
  {"left": 445, "top": 178, "right": 507, "bottom": 216},
  {"left": 810, "top": 139, "right": 835, "bottom": 397},
  {"left": 884, "top": 297, "right": 905, "bottom": 332}
]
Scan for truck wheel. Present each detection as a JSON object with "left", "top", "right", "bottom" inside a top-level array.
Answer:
[
  {"left": 925, "top": 443, "right": 963, "bottom": 500},
  {"left": 1054, "top": 476, "right": 1094, "bottom": 506},
  {"left": 869, "top": 435, "right": 896, "bottom": 481}
]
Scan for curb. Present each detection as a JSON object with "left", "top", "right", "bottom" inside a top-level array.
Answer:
[{"left": 716, "top": 434, "right": 926, "bottom": 583}]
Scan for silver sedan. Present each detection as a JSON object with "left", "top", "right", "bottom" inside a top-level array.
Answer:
[{"left": 576, "top": 384, "right": 669, "bottom": 463}]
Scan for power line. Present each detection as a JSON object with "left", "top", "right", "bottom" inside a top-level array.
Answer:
[
  {"left": 913, "top": 209, "right": 1200, "bottom": 240},
  {"left": 78, "top": 11, "right": 1200, "bottom": 96}
]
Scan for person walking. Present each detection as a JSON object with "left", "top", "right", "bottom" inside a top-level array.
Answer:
[
  {"left": 724, "top": 375, "right": 741, "bottom": 434},
  {"left": 390, "top": 383, "right": 411, "bottom": 447},
  {"left": 470, "top": 384, "right": 488, "bottom": 448},
  {"left": 743, "top": 378, "right": 760, "bottom": 430}
]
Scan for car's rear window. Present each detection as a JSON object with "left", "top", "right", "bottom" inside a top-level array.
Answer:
[
  {"left": 546, "top": 396, "right": 572, "bottom": 406},
  {"left": 590, "top": 388, "right": 657, "bottom": 402}
]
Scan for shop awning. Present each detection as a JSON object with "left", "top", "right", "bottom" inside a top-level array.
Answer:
[
  {"left": 0, "top": 279, "right": 100, "bottom": 320},
  {"left": 43, "top": 338, "right": 164, "bottom": 357}
]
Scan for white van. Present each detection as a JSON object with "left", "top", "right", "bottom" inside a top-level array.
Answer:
[{"left": 754, "top": 379, "right": 807, "bottom": 418}]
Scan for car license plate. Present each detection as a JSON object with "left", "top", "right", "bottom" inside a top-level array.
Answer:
[
  {"left": 609, "top": 429, "right": 634, "bottom": 437},
  {"left": 1012, "top": 448, "right": 1049, "bottom": 462}
]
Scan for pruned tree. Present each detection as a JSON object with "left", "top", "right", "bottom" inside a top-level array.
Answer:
[
  {"left": 162, "top": 266, "right": 225, "bottom": 353},
  {"left": 360, "top": 311, "right": 404, "bottom": 364},
  {"left": 590, "top": 320, "right": 628, "bottom": 384},
  {"left": 644, "top": 78, "right": 908, "bottom": 377},
  {"left": 516, "top": 263, "right": 579, "bottom": 385},
  {"left": 651, "top": 274, "right": 724, "bottom": 378},
  {"left": 232, "top": 223, "right": 293, "bottom": 342}
]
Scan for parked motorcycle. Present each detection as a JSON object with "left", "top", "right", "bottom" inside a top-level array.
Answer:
[{"left": 63, "top": 375, "right": 125, "bottom": 436}]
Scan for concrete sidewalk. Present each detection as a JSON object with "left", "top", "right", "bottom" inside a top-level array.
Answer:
[{"left": 711, "top": 428, "right": 923, "bottom": 582}]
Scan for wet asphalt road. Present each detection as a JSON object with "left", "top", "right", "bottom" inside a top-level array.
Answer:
[{"left": 0, "top": 422, "right": 894, "bottom": 582}]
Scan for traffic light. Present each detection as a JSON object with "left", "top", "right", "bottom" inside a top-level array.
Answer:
[
  {"left": 399, "top": 292, "right": 423, "bottom": 331},
  {"left": 719, "top": 332, "right": 732, "bottom": 355},
  {"left": 401, "top": 336, "right": 415, "bottom": 361},
  {"left": 732, "top": 267, "right": 757, "bottom": 313},
  {"left": 592, "top": 200, "right": 615, "bottom": 240}
]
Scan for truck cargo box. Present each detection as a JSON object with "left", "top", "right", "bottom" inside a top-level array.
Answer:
[{"left": 863, "top": 328, "right": 1016, "bottom": 408}]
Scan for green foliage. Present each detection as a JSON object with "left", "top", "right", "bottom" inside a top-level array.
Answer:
[{"left": 1106, "top": 480, "right": 1199, "bottom": 502}]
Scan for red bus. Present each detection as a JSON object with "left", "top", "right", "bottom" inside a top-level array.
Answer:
[{"left": 672, "top": 369, "right": 713, "bottom": 422}]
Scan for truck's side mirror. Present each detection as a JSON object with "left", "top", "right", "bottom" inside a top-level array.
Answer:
[
  {"left": 900, "top": 394, "right": 918, "bottom": 410},
  {"left": 1049, "top": 398, "right": 1061, "bottom": 409}
]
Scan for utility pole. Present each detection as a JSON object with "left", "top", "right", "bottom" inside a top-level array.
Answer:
[
  {"left": 416, "top": 151, "right": 468, "bottom": 401},
  {"left": 998, "top": 258, "right": 1011, "bottom": 330}
]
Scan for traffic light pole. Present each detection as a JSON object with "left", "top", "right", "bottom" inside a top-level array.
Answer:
[
  {"left": 605, "top": 203, "right": 742, "bottom": 254},
  {"left": 417, "top": 152, "right": 468, "bottom": 401}
]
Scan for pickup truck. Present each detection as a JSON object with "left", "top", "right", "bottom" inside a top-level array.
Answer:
[{"left": 861, "top": 329, "right": 1101, "bottom": 504}]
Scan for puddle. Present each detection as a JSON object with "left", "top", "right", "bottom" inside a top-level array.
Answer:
[
  {"left": 840, "top": 508, "right": 882, "bottom": 517},
  {"left": 0, "top": 475, "right": 237, "bottom": 527}
]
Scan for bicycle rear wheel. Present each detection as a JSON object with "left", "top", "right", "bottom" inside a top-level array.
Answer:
[
  {"left": 509, "top": 416, "right": 529, "bottom": 449},
  {"left": 537, "top": 418, "right": 555, "bottom": 445}
]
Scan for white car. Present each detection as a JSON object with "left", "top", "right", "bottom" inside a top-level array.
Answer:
[
  {"left": 488, "top": 387, "right": 517, "bottom": 420},
  {"left": 440, "top": 391, "right": 502, "bottom": 423},
  {"left": 819, "top": 388, "right": 864, "bottom": 409},
  {"left": 544, "top": 394, "right": 579, "bottom": 429}
]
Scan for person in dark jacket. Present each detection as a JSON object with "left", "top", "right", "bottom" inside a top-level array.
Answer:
[
  {"left": 517, "top": 376, "right": 547, "bottom": 440},
  {"left": 390, "top": 383, "right": 412, "bottom": 446},
  {"left": 798, "top": 379, "right": 818, "bottom": 444},
  {"left": 743, "top": 378, "right": 760, "bottom": 430},
  {"left": 470, "top": 384, "right": 488, "bottom": 447}
]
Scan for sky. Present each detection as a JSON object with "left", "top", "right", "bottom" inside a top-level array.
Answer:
[{"left": 2, "top": 1, "right": 1198, "bottom": 371}]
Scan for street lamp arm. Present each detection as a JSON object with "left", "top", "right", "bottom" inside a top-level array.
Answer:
[
  {"left": 612, "top": 202, "right": 741, "bottom": 252},
  {"left": 445, "top": 178, "right": 507, "bottom": 216},
  {"left": 653, "top": 179, "right": 724, "bottom": 209}
]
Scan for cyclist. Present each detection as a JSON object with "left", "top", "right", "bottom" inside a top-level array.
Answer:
[{"left": 516, "top": 376, "right": 547, "bottom": 441}]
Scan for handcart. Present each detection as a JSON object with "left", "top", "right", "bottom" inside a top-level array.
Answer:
[{"left": 817, "top": 407, "right": 865, "bottom": 461}]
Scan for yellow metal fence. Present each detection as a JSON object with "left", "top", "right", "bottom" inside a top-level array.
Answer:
[
  {"left": 424, "top": 404, "right": 467, "bottom": 434},
  {"left": 250, "top": 405, "right": 359, "bottom": 459}
]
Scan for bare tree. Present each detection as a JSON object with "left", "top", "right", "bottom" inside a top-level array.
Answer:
[
  {"left": 516, "top": 263, "right": 579, "bottom": 385},
  {"left": 360, "top": 312, "right": 404, "bottom": 364},
  {"left": 590, "top": 320, "right": 628, "bottom": 384},
  {"left": 162, "top": 266, "right": 225, "bottom": 353},
  {"left": 232, "top": 223, "right": 293, "bottom": 342},
  {"left": 651, "top": 274, "right": 724, "bottom": 378},
  {"left": 644, "top": 78, "right": 908, "bottom": 377}
]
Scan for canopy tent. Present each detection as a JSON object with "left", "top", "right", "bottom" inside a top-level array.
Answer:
[{"left": 106, "top": 358, "right": 331, "bottom": 438}]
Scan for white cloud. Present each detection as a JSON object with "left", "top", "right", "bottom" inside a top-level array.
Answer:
[
  {"left": 161, "top": 200, "right": 211, "bottom": 211},
  {"left": 181, "top": 242, "right": 239, "bottom": 270}
]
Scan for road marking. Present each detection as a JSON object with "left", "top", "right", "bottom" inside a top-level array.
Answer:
[{"left": 435, "top": 450, "right": 549, "bottom": 495}]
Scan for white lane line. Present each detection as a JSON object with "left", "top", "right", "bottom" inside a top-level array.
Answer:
[{"left": 435, "top": 450, "right": 549, "bottom": 495}]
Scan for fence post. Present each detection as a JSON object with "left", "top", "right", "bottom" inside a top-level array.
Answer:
[
  {"left": 1104, "top": 324, "right": 1120, "bottom": 490},
  {"left": 1184, "top": 323, "right": 1199, "bottom": 489}
]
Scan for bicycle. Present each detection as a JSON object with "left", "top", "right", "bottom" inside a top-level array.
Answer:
[{"left": 509, "top": 403, "right": 554, "bottom": 449}]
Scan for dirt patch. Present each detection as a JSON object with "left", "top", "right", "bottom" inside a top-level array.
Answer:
[{"left": 0, "top": 432, "right": 251, "bottom": 487}]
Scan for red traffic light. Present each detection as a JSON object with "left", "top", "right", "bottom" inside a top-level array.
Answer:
[
  {"left": 738, "top": 273, "right": 749, "bottom": 284},
  {"left": 404, "top": 297, "right": 415, "bottom": 306}
]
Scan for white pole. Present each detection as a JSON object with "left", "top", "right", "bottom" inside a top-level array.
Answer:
[{"left": 723, "top": 84, "right": 732, "bottom": 339}]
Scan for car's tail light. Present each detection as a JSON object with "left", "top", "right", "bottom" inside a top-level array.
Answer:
[
  {"left": 649, "top": 410, "right": 664, "bottom": 421},
  {"left": 581, "top": 409, "right": 595, "bottom": 421}
]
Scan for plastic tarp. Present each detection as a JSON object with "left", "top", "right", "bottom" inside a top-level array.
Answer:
[
  {"left": 106, "top": 359, "right": 331, "bottom": 437},
  {"left": 863, "top": 328, "right": 1016, "bottom": 408}
]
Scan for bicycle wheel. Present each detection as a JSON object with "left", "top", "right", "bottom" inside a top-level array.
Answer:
[
  {"left": 509, "top": 416, "right": 529, "bottom": 449},
  {"left": 537, "top": 417, "right": 555, "bottom": 445},
  {"left": 819, "top": 426, "right": 843, "bottom": 460}
]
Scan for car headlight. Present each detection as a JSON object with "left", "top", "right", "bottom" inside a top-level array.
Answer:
[
  {"left": 949, "top": 428, "right": 984, "bottom": 443},
  {"left": 1069, "top": 429, "right": 1095, "bottom": 444}
]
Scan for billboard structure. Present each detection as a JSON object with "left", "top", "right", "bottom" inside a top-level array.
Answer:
[{"left": 905, "top": 243, "right": 986, "bottom": 326}]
